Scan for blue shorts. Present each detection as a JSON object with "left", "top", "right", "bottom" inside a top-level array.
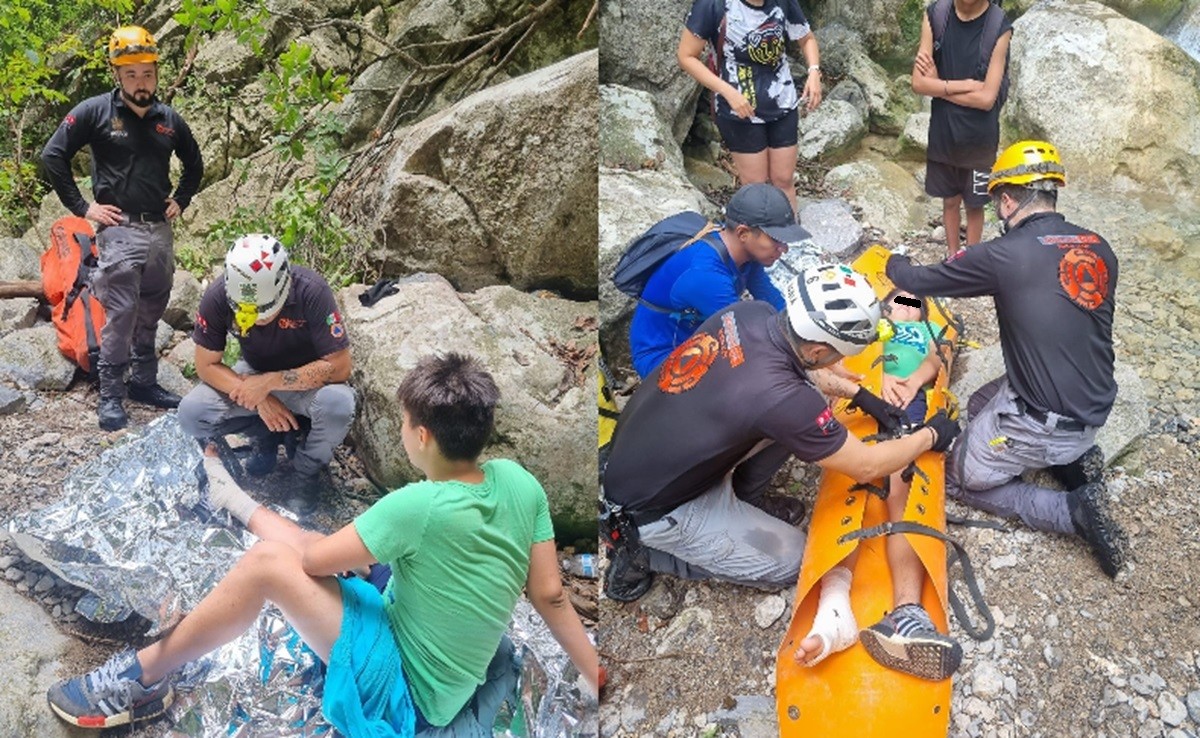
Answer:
[
  {"left": 323, "top": 576, "right": 416, "bottom": 738},
  {"left": 904, "top": 387, "right": 929, "bottom": 425}
]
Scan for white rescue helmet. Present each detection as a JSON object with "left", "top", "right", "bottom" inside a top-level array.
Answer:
[
  {"left": 224, "top": 235, "right": 292, "bottom": 333},
  {"left": 784, "top": 264, "right": 881, "bottom": 357}
]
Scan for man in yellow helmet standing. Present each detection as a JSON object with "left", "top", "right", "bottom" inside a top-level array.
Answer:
[
  {"left": 885, "top": 140, "right": 1125, "bottom": 578},
  {"left": 41, "top": 26, "right": 204, "bottom": 431}
]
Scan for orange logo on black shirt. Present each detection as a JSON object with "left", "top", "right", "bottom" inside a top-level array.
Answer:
[
  {"left": 659, "top": 333, "right": 720, "bottom": 394},
  {"left": 1058, "top": 247, "right": 1109, "bottom": 311}
]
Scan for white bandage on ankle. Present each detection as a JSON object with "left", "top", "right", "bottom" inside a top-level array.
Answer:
[
  {"left": 202, "top": 456, "right": 261, "bottom": 526},
  {"left": 803, "top": 565, "right": 858, "bottom": 666}
]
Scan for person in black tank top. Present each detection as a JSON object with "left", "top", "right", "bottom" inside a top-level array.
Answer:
[{"left": 911, "top": 0, "right": 1013, "bottom": 257}]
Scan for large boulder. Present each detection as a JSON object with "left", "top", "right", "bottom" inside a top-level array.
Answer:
[
  {"left": 599, "top": 0, "right": 702, "bottom": 142},
  {"left": 807, "top": 26, "right": 902, "bottom": 135},
  {"left": 808, "top": 0, "right": 922, "bottom": 61},
  {"left": 600, "top": 84, "right": 685, "bottom": 175},
  {"left": 1100, "top": 0, "right": 1186, "bottom": 30},
  {"left": 333, "top": 51, "right": 598, "bottom": 297},
  {"left": 0, "top": 238, "right": 40, "bottom": 282},
  {"left": 598, "top": 167, "right": 715, "bottom": 365},
  {"left": 899, "top": 112, "right": 932, "bottom": 160},
  {"left": 1164, "top": 0, "right": 1200, "bottom": 62},
  {"left": 0, "top": 583, "right": 76, "bottom": 738},
  {"left": 340, "top": 276, "right": 597, "bottom": 544},
  {"left": 0, "top": 324, "right": 76, "bottom": 391},
  {"left": 1006, "top": 0, "right": 1200, "bottom": 200},
  {"left": 952, "top": 343, "right": 1149, "bottom": 464},
  {"left": 163, "top": 270, "right": 203, "bottom": 330},
  {"left": 797, "top": 99, "right": 867, "bottom": 162},
  {"left": 824, "top": 154, "right": 928, "bottom": 241}
]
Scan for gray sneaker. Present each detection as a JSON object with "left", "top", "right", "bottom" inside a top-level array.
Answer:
[
  {"left": 859, "top": 603, "right": 963, "bottom": 680},
  {"left": 47, "top": 648, "right": 173, "bottom": 728}
]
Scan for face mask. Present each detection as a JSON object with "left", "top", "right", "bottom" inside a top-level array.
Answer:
[{"left": 233, "top": 302, "right": 259, "bottom": 337}]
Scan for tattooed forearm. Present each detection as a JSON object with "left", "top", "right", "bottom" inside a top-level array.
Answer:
[
  {"left": 275, "top": 360, "right": 334, "bottom": 391},
  {"left": 282, "top": 369, "right": 299, "bottom": 386}
]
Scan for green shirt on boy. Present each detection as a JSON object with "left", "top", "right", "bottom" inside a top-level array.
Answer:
[
  {"left": 883, "top": 320, "right": 934, "bottom": 379},
  {"left": 354, "top": 458, "right": 554, "bottom": 726}
]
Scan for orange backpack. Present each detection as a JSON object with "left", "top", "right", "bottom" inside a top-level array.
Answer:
[{"left": 41, "top": 216, "right": 106, "bottom": 374}]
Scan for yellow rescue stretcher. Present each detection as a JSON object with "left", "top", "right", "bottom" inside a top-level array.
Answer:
[{"left": 775, "top": 245, "right": 965, "bottom": 736}]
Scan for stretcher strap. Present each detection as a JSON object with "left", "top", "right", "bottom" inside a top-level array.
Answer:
[{"left": 837, "top": 520, "right": 995, "bottom": 641}]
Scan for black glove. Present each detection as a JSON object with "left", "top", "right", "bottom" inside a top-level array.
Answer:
[
  {"left": 848, "top": 386, "right": 906, "bottom": 434},
  {"left": 359, "top": 278, "right": 399, "bottom": 307},
  {"left": 921, "top": 410, "right": 961, "bottom": 453}
]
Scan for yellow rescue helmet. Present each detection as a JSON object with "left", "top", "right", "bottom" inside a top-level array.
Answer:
[
  {"left": 109, "top": 26, "right": 159, "bottom": 66},
  {"left": 987, "top": 140, "right": 1066, "bottom": 193}
]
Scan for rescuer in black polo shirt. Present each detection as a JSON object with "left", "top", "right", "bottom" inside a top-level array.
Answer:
[
  {"left": 41, "top": 25, "right": 204, "bottom": 431},
  {"left": 179, "top": 235, "right": 355, "bottom": 515}
]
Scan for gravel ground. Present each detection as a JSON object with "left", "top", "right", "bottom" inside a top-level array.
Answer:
[{"left": 597, "top": 187, "right": 1200, "bottom": 737}]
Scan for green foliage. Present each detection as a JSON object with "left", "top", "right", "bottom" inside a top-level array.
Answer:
[
  {"left": 0, "top": 0, "right": 131, "bottom": 234},
  {"left": 173, "top": 0, "right": 269, "bottom": 55}
]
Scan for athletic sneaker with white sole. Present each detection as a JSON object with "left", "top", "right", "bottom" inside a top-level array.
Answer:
[
  {"left": 47, "top": 647, "right": 173, "bottom": 728},
  {"left": 859, "top": 603, "right": 963, "bottom": 681}
]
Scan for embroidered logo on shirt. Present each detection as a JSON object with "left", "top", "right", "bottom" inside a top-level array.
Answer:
[
  {"left": 327, "top": 310, "right": 345, "bottom": 338},
  {"left": 155, "top": 123, "right": 175, "bottom": 138},
  {"left": 1057, "top": 246, "right": 1109, "bottom": 311},
  {"left": 62, "top": 114, "right": 76, "bottom": 128},
  {"left": 109, "top": 117, "right": 128, "bottom": 140},
  {"left": 277, "top": 318, "right": 306, "bottom": 330},
  {"left": 815, "top": 406, "right": 839, "bottom": 435},
  {"left": 196, "top": 313, "right": 208, "bottom": 333}
]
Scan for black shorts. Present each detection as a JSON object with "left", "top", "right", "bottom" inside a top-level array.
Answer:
[
  {"left": 926, "top": 160, "right": 991, "bottom": 208},
  {"left": 715, "top": 107, "right": 800, "bottom": 154}
]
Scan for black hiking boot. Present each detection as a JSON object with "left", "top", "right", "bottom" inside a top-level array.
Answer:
[
  {"left": 244, "top": 433, "right": 283, "bottom": 477},
  {"left": 604, "top": 544, "right": 654, "bottom": 603},
  {"left": 1050, "top": 444, "right": 1105, "bottom": 490},
  {"left": 285, "top": 470, "right": 324, "bottom": 516},
  {"left": 97, "top": 397, "right": 128, "bottom": 432},
  {"left": 1067, "top": 482, "right": 1125, "bottom": 578},
  {"left": 127, "top": 382, "right": 182, "bottom": 409},
  {"left": 750, "top": 493, "right": 807, "bottom": 526}
]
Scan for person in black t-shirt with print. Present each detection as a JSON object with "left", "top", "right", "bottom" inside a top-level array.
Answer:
[{"left": 178, "top": 235, "right": 355, "bottom": 515}]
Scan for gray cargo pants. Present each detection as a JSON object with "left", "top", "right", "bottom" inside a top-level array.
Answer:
[
  {"left": 177, "top": 361, "right": 356, "bottom": 477},
  {"left": 93, "top": 219, "right": 174, "bottom": 386},
  {"left": 946, "top": 376, "right": 1098, "bottom": 534},
  {"left": 637, "top": 441, "right": 806, "bottom": 588}
]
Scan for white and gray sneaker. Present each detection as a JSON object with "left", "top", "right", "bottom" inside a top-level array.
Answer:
[{"left": 859, "top": 603, "right": 963, "bottom": 681}]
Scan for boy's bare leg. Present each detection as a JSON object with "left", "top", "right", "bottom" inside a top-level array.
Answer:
[
  {"left": 885, "top": 471, "right": 924, "bottom": 606},
  {"left": 136, "top": 540, "right": 343, "bottom": 684},
  {"left": 766, "top": 145, "right": 799, "bottom": 211},
  {"left": 965, "top": 205, "right": 985, "bottom": 246},
  {"left": 942, "top": 195, "right": 963, "bottom": 256}
]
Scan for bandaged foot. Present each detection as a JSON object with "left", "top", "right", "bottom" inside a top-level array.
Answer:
[
  {"left": 202, "top": 449, "right": 261, "bottom": 526},
  {"left": 794, "top": 566, "right": 857, "bottom": 666}
]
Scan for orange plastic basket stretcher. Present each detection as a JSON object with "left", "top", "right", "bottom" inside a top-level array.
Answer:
[{"left": 776, "top": 245, "right": 962, "bottom": 737}]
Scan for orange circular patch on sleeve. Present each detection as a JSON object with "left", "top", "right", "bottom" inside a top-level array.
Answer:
[
  {"left": 1058, "top": 247, "right": 1109, "bottom": 311},
  {"left": 658, "top": 333, "right": 720, "bottom": 394}
]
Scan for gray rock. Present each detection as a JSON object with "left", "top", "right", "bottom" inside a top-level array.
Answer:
[
  {"left": 155, "top": 320, "right": 174, "bottom": 354},
  {"left": 797, "top": 99, "right": 866, "bottom": 163},
  {"left": 0, "top": 385, "right": 27, "bottom": 415},
  {"left": 824, "top": 153, "right": 927, "bottom": 241},
  {"left": 899, "top": 112, "right": 931, "bottom": 160},
  {"left": 989, "top": 554, "right": 1019, "bottom": 570},
  {"left": 0, "top": 237, "right": 41, "bottom": 281},
  {"left": 34, "top": 574, "right": 54, "bottom": 594},
  {"left": 711, "top": 695, "right": 776, "bottom": 738},
  {"left": 1158, "top": 693, "right": 1187, "bottom": 727},
  {"left": 600, "top": 84, "right": 685, "bottom": 176},
  {"left": 798, "top": 199, "right": 863, "bottom": 256},
  {"left": 655, "top": 607, "right": 713, "bottom": 655},
  {"left": 1186, "top": 690, "right": 1200, "bottom": 724},
  {"left": 0, "top": 299, "right": 39, "bottom": 337},
  {"left": 753, "top": 594, "right": 786, "bottom": 629},
  {"left": 0, "top": 578, "right": 76, "bottom": 737},
  {"left": 972, "top": 661, "right": 1005, "bottom": 700},
  {"left": 827, "top": 80, "right": 869, "bottom": 122},
  {"left": 1137, "top": 719, "right": 1165, "bottom": 738},
  {"left": 0, "top": 325, "right": 76, "bottom": 391},
  {"left": 599, "top": 0, "right": 701, "bottom": 142},
  {"left": 4, "top": 567, "right": 20, "bottom": 582},
  {"left": 341, "top": 277, "right": 597, "bottom": 539},
  {"left": 1131, "top": 673, "right": 1158, "bottom": 696},
  {"left": 163, "top": 269, "right": 203, "bottom": 329},
  {"left": 639, "top": 578, "right": 682, "bottom": 620},
  {"left": 338, "top": 51, "right": 598, "bottom": 296}
]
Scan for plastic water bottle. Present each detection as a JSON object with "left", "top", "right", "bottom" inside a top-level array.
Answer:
[{"left": 563, "top": 553, "right": 597, "bottom": 578}]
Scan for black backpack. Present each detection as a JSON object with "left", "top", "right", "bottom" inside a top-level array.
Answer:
[
  {"left": 610, "top": 211, "right": 743, "bottom": 319},
  {"left": 930, "top": 0, "right": 1010, "bottom": 109}
]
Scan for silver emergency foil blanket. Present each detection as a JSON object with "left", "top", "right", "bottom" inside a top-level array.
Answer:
[{"left": 6, "top": 413, "right": 595, "bottom": 736}]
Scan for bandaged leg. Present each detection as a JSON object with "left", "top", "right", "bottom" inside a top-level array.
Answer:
[
  {"left": 202, "top": 454, "right": 261, "bottom": 526},
  {"left": 797, "top": 566, "right": 857, "bottom": 666}
]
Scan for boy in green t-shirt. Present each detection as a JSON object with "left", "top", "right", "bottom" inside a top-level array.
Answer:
[{"left": 47, "top": 353, "right": 599, "bottom": 734}]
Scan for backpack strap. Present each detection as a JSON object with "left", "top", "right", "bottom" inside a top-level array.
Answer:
[
  {"left": 930, "top": 0, "right": 953, "bottom": 53},
  {"left": 80, "top": 285, "right": 101, "bottom": 375},
  {"left": 978, "top": 2, "right": 1005, "bottom": 69}
]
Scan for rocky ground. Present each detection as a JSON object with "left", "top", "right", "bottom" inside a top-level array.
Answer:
[
  {"left": 0, "top": 378, "right": 599, "bottom": 737},
  {"left": 597, "top": 179, "right": 1200, "bottom": 737}
]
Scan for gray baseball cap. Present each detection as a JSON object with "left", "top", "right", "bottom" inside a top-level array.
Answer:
[{"left": 724, "top": 183, "right": 811, "bottom": 244}]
